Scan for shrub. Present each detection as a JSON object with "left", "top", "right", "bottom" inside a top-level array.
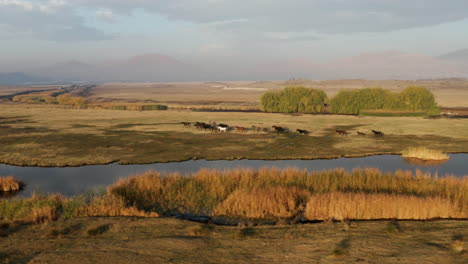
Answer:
[
  {"left": 261, "top": 86, "right": 328, "bottom": 113},
  {"left": 57, "top": 94, "right": 86, "bottom": 106},
  {"left": 329, "top": 86, "right": 439, "bottom": 115},
  {"left": 140, "top": 104, "right": 168, "bottom": 111},
  {"left": 330, "top": 88, "right": 391, "bottom": 115}
]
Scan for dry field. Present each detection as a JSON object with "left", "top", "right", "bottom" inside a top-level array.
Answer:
[
  {"left": 90, "top": 79, "right": 468, "bottom": 108},
  {"left": 0, "top": 103, "right": 467, "bottom": 166},
  {"left": 0, "top": 85, "right": 63, "bottom": 97},
  {"left": 0, "top": 217, "right": 466, "bottom": 264}
]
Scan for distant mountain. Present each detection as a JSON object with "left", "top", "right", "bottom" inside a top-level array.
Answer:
[
  {"left": 6, "top": 51, "right": 468, "bottom": 82},
  {"left": 98, "top": 53, "right": 199, "bottom": 82},
  {"left": 32, "top": 60, "right": 97, "bottom": 82},
  {"left": 0, "top": 72, "right": 51, "bottom": 85},
  {"left": 438, "top": 49, "right": 468, "bottom": 62}
]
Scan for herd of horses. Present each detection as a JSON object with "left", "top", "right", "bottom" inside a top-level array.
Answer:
[
  {"left": 336, "top": 129, "right": 385, "bottom": 136},
  {"left": 181, "top": 121, "right": 384, "bottom": 136}
]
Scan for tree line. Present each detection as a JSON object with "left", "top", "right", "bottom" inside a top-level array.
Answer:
[{"left": 260, "top": 86, "right": 439, "bottom": 115}]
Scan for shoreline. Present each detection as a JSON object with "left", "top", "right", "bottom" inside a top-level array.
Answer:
[{"left": 0, "top": 151, "right": 467, "bottom": 168}]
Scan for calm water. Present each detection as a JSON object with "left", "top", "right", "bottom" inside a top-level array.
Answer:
[{"left": 1, "top": 154, "right": 467, "bottom": 197}]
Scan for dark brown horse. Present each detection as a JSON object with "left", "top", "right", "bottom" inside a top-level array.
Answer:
[
  {"left": 296, "top": 129, "right": 309, "bottom": 135},
  {"left": 272, "top": 125, "right": 286, "bottom": 133},
  {"left": 181, "top": 122, "right": 191, "bottom": 127},
  {"left": 336, "top": 129, "right": 349, "bottom": 136},
  {"left": 372, "top": 130, "right": 384, "bottom": 136},
  {"left": 235, "top": 126, "right": 247, "bottom": 132}
]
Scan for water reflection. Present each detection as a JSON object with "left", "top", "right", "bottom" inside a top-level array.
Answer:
[
  {"left": 0, "top": 154, "right": 466, "bottom": 198},
  {"left": 403, "top": 158, "right": 449, "bottom": 167},
  {"left": 0, "top": 190, "right": 22, "bottom": 199}
]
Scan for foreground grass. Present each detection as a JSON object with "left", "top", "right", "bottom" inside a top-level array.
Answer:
[
  {"left": 0, "top": 104, "right": 468, "bottom": 166},
  {"left": 0, "top": 217, "right": 466, "bottom": 264},
  {"left": 1, "top": 169, "right": 466, "bottom": 224}
]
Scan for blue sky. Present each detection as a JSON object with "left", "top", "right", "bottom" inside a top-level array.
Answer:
[{"left": 1, "top": 0, "right": 468, "bottom": 70}]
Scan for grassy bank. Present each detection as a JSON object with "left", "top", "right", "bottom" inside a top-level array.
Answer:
[
  {"left": 1, "top": 169, "right": 466, "bottom": 224},
  {"left": 0, "top": 104, "right": 468, "bottom": 166}
]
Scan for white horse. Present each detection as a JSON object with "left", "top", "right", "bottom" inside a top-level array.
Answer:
[{"left": 217, "top": 126, "right": 227, "bottom": 133}]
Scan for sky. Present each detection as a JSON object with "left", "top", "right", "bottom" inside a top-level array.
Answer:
[{"left": 1, "top": 0, "right": 468, "bottom": 78}]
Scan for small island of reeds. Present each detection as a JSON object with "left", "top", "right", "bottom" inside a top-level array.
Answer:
[
  {"left": 0, "top": 176, "right": 25, "bottom": 192},
  {"left": 402, "top": 147, "right": 450, "bottom": 161}
]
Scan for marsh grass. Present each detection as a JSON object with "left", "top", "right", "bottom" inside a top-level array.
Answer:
[
  {"left": 1, "top": 168, "right": 466, "bottom": 224},
  {"left": 109, "top": 168, "right": 467, "bottom": 220},
  {"left": 76, "top": 194, "right": 159, "bottom": 218},
  {"left": 0, "top": 194, "right": 63, "bottom": 223},
  {"left": 0, "top": 176, "right": 24, "bottom": 192},
  {"left": 402, "top": 147, "right": 449, "bottom": 161},
  {"left": 213, "top": 187, "right": 310, "bottom": 218},
  {"left": 304, "top": 192, "right": 464, "bottom": 220}
]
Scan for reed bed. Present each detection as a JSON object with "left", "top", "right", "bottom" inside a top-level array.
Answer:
[
  {"left": 75, "top": 194, "right": 159, "bottom": 218},
  {"left": 0, "top": 176, "right": 25, "bottom": 192},
  {"left": 402, "top": 147, "right": 449, "bottom": 161},
  {"left": 0, "top": 194, "right": 63, "bottom": 223},
  {"left": 305, "top": 192, "right": 465, "bottom": 220},
  {"left": 213, "top": 187, "right": 310, "bottom": 218},
  {"left": 108, "top": 168, "right": 468, "bottom": 220},
  {"left": 1, "top": 168, "right": 466, "bottom": 223}
]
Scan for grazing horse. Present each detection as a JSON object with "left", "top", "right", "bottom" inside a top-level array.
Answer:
[
  {"left": 296, "top": 129, "right": 309, "bottom": 135},
  {"left": 235, "top": 126, "right": 247, "bottom": 132},
  {"left": 336, "top": 129, "right": 349, "bottom": 136},
  {"left": 181, "top": 122, "right": 191, "bottom": 128},
  {"left": 357, "top": 131, "right": 366, "bottom": 136},
  {"left": 372, "top": 130, "right": 384, "bottom": 136},
  {"left": 272, "top": 125, "right": 286, "bottom": 133}
]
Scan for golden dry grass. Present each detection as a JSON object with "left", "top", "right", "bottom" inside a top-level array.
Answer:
[
  {"left": 108, "top": 168, "right": 468, "bottom": 220},
  {"left": 24, "top": 194, "right": 63, "bottom": 224},
  {"left": 402, "top": 146, "right": 450, "bottom": 160},
  {"left": 213, "top": 187, "right": 310, "bottom": 218},
  {"left": 0, "top": 176, "right": 24, "bottom": 192},
  {"left": 305, "top": 192, "right": 465, "bottom": 221},
  {"left": 407, "top": 147, "right": 450, "bottom": 160},
  {"left": 77, "top": 194, "right": 159, "bottom": 218}
]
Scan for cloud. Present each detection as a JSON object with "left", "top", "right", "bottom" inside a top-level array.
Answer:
[
  {"left": 78, "top": 0, "right": 468, "bottom": 33},
  {"left": 2, "top": 0, "right": 468, "bottom": 43},
  {"left": 0, "top": 0, "right": 111, "bottom": 41},
  {"left": 96, "top": 9, "right": 114, "bottom": 22}
]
